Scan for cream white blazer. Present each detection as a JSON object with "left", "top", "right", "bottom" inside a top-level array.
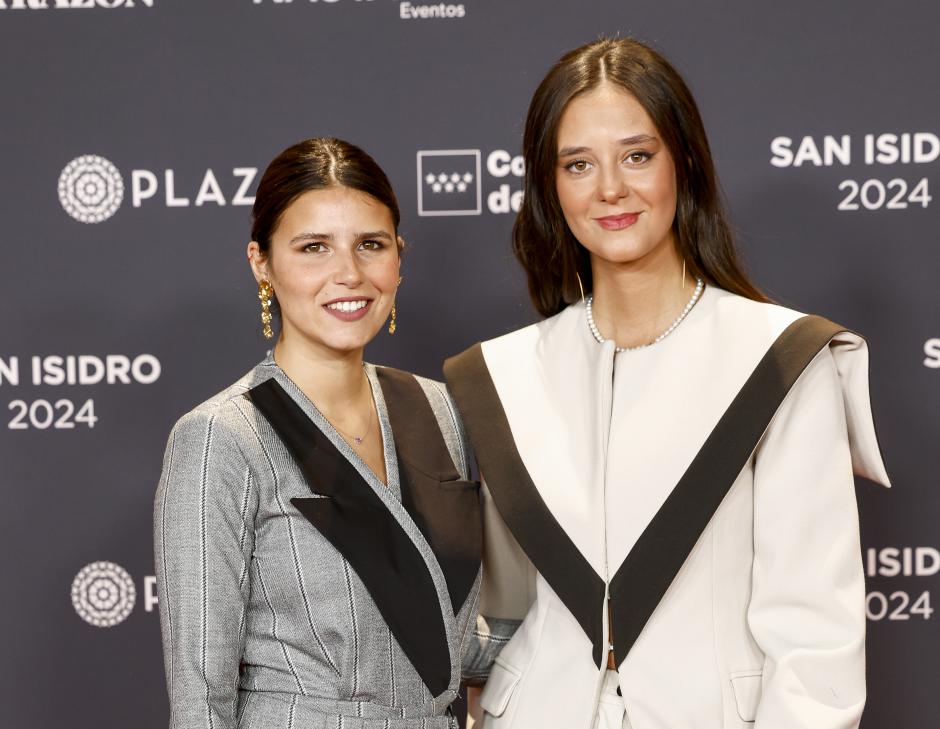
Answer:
[{"left": 445, "top": 287, "right": 890, "bottom": 729}]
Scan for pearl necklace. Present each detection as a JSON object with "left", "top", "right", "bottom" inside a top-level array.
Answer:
[{"left": 586, "top": 278, "right": 704, "bottom": 353}]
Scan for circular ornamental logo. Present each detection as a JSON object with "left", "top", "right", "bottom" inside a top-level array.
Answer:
[
  {"left": 71, "top": 561, "right": 136, "bottom": 627},
  {"left": 58, "top": 155, "right": 124, "bottom": 223}
]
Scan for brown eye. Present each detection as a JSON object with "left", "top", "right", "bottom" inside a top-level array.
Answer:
[
  {"left": 565, "top": 159, "right": 592, "bottom": 174},
  {"left": 626, "top": 152, "right": 651, "bottom": 165}
]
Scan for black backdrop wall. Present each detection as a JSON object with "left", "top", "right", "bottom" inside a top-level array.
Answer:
[{"left": 0, "top": 1, "right": 937, "bottom": 727}]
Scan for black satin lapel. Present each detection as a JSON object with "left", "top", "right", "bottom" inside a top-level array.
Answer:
[
  {"left": 609, "top": 315, "right": 845, "bottom": 665},
  {"left": 444, "top": 345, "right": 608, "bottom": 667},
  {"left": 246, "top": 378, "right": 451, "bottom": 697},
  {"left": 376, "top": 367, "right": 482, "bottom": 615}
]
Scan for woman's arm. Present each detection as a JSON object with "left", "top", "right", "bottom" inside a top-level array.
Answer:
[
  {"left": 154, "top": 408, "right": 258, "bottom": 729},
  {"left": 462, "top": 480, "right": 531, "bottom": 728},
  {"left": 461, "top": 481, "right": 533, "bottom": 685},
  {"left": 748, "top": 348, "right": 867, "bottom": 729}
]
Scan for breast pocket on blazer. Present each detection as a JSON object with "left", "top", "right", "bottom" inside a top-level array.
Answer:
[
  {"left": 439, "top": 478, "right": 480, "bottom": 491},
  {"left": 403, "top": 474, "right": 482, "bottom": 567},
  {"left": 479, "top": 657, "right": 522, "bottom": 724},
  {"left": 411, "top": 478, "right": 482, "bottom": 612},
  {"left": 729, "top": 669, "right": 762, "bottom": 723}
]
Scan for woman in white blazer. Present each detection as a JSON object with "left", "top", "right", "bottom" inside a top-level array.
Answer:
[{"left": 447, "top": 38, "right": 889, "bottom": 729}]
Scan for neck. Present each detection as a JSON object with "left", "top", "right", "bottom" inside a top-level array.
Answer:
[
  {"left": 589, "top": 238, "right": 691, "bottom": 349},
  {"left": 272, "top": 331, "right": 369, "bottom": 415}
]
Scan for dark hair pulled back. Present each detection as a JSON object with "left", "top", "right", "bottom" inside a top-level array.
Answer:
[
  {"left": 513, "top": 37, "right": 767, "bottom": 317},
  {"left": 251, "top": 137, "right": 400, "bottom": 253}
]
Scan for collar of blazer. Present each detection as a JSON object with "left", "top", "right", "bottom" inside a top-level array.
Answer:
[
  {"left": 374, "top": 366, "right": 482, "bottom": 616},
  {"left": 444, "top": 306, "right": 887, "bottom": 669},
  {"left": 246, "top": 367, "right": 481, "bottom": 698}
]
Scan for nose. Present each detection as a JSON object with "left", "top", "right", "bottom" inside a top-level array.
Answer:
[
  {"left": 597, "top": 165, "right": 629, "bottom": 204},
  {"left": 332, "top": 248, "right": 363, "bottom": 287}
]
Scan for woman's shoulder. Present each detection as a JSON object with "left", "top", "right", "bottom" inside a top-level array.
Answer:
[
  {"left": 711, "top": 289, "right": 889, "bottom": 485},
  {"left": 157, "top": 363, "right": 272, "bottom": 512},
  {"left": 167, "top": 360, "right": 274, "bottom": 448},
  {"left": 709, "top": 288, "right": 880, "bottom": 359},
  {"left": 709, "top": 286, "right": 808, "bottom": 330}
]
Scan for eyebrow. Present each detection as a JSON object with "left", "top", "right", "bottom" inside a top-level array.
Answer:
[
  {"left": 356, "top": 231, "right": 395, "bottom": 241},
  {"left": 557, "top": 134, "right": 658, "bottom": 157},
  {"left": 289, "top": 232, "right": 333, "bottom": 243},
  {"left": 288, "top": 230, "right": 394, "bottom": 243}
]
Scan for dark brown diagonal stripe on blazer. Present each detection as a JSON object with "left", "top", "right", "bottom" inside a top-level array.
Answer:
[
  {"left": 376, "top": 366, "right": 482, "bottom": 615},
  {"left": 246, "top": 378, "right": 451, "bottom": 697},
  {"left": 445, "top": 315, "right": 845, "bottom": 669},
  {"left": 444, "top": 343, "right": 608, "bottom": 667},
  {"left": 608, "top": 315, "right": 845, "bottom": 665}
]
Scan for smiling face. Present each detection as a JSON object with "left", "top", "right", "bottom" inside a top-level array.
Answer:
[
  {"left": 249, "top": 185, "right": 400, "bottom": 357},
  {"left": 555, "top": 82, "right": 679, "bottom": 271}
]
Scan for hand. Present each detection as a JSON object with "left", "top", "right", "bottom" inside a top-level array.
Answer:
[{"left": 466, "top": 685, "right": 483, "bottom": 729}]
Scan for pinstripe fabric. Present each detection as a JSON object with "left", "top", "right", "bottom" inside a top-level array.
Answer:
[{"left": 154, "top": 354, "right": 478, "bottom": 729}]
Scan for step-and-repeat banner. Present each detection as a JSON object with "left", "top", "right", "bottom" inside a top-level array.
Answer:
[{"left": 0, "top": 1, "right": 936, "bottom": 727}]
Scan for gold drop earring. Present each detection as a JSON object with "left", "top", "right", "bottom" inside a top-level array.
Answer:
[
  {"left": 258, "top": 279, "right": 274, "bottom": 339},
  {"left": 388, "top": 276, "right": 402, "bottom": 335}
]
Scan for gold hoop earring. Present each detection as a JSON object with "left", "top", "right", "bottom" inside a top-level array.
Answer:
[
  {"left": 575, "top": 270, "right": 586, "bottom": 304},
  {"left": 388, "top": 275, "right": 402, "bottom": 335},
  {"left": 258, "top": 279, "right": 274, "bottom": 339}
]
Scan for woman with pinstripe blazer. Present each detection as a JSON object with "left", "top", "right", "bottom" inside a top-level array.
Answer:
[{"left": 154, "top": 138, "right": 481, "bottom": 729}]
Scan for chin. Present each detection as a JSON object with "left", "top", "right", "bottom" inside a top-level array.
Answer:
[
  {"left": 588, "top": 242, "right": 651, "bottom": 265},
  {"left": 321, "top": 333, "right": 374, "bottom": 353},
  {"left": 592, "top": 233, "right": 673, "bottom": 266},
  {"left": 292, "top": 320, "right": 376, "bottom": 354}
]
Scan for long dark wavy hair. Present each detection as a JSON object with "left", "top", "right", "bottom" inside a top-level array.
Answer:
[{"left": 513, "top": 37, "right": 768, "bottom": 317}]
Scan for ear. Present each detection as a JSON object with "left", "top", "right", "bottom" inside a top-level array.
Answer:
[
  {"left": 396, "top": 235, "right": 406, "bottom": 256},
  {"left": 247, "top": 241, "right": 270, "bottom": 283}
]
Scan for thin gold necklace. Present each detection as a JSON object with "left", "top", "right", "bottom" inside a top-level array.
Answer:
[{"left": 326, "top": 390, "right": 376, "bottom": 446}]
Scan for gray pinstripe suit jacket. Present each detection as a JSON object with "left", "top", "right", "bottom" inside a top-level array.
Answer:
[{"left": 154, "top": 355, "right": 482, "bottom": 729}]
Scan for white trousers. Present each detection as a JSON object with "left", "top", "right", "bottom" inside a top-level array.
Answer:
[{"left": 593, "top": 670, "right": 631, "bottom": 729}]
